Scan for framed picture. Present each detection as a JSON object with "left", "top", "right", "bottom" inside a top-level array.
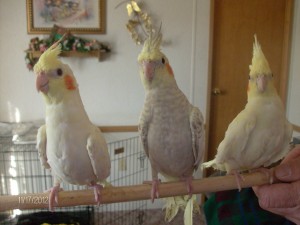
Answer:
[{"left": 26, "top": 0, "right": 106, "bottom": 34}]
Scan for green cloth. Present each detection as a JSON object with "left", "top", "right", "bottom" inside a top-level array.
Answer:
[{"left": 204, "top": 188, "right": 295, "bottom": 225}]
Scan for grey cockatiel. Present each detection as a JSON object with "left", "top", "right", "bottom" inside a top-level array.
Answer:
[
  {"left": 34, "top": 41, "right": 111, "bottom": 211},
  {"left": 138, "top": 32, "right": 205, "bottom": 224},
  {"left": 202, "top": 35, "right": 293, "bottom": 189}
]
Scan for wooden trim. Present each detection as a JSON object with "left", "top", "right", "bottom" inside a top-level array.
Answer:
[
  {"left": 293, "top": 124, "right": 300, "bottom": 133},
  {"left": 280, "top": 0, "right": 294, "bottom": 106},
  {"left": 203, "top": 0, "right": 215, "bottom": 167},
  {"left": 98, "top": 126, "right": 138, "bottom": 133},
  {"left": 0, "top": 172, "right": 269, "bottom": 211}
]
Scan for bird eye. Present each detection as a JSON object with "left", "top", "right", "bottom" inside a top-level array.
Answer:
[
  {"left": 57, "top": 68, "right": 63, "bottom": 76},
  {"left": 162, "top": 58, "right": 165, "bottom": 64}
]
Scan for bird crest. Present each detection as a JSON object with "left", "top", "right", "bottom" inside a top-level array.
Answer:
[
  {"left": 34, "top": 34, "right": 66, "bottom": 73},
  {"left": 249, "top": 35, "right": 272, "bottom": 76},
  {"left": 34, "top": 43, "right": 62, "bottom": 73},
  {"left": 140, "top": 26, "right": 163, "bottom": 59},
  {"left": 144, "top": 32, "right": 162, "bottom": 51}
]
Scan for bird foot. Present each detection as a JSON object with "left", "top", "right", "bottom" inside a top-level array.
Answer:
[
  {"left": 182, "top": 176, "right": 193, "bottom": 197},
  {"left": 143, "top": 179, "right": 160, "bottom": 202},
  {"left": 91, "top": 184, "right": 104, "bottom": 205},
  {"left": 48, "top": 185, "right": 62, "bottom": 211},
  {"left": 229, "top": 170, "right": 245, "bottom": 191}
]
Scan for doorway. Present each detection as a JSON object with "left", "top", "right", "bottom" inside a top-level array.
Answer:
[{"left": 205, "top": 0, "right": 294, "bottom": 175}]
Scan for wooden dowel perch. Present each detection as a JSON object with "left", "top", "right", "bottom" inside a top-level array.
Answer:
[{"left": 0, "top": 172, "right": 270, "bottom": 212}]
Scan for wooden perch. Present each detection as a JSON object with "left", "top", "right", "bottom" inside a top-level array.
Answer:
[
  {"left": 0, "top": 172, "right": 270, "bottom": 212},
  {"left": 99, "top": 125, "right": 138, "bottom": 132}
]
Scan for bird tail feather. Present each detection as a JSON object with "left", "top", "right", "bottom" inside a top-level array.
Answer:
[
  {"left": 202, "top": 159, "right": 216, "bottom": 169},
  {"left": 100, "top": 180, "right": 112, "bottom": 187},
  {"left": 184, "top": 195, "right": 199, "bottom": 225},
  {"left": 163, "top": 195, "right": 199, "bottom": 225}
]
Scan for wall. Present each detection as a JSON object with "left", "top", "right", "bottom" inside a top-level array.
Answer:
[
  {"left": 1, "top": 1, "right": 300, "bottom": 127},
  {"left": 1, "top": 0, "right": 300, "bottom": 212},
  {"left": 287, "top": 0, "right": 300, "bottom": 134},
  {"left": 0, "top": 0, "right": 210, "bottom": 211},
  {"left": 0, "top": 0, "right": 210, "bottom": 126}
]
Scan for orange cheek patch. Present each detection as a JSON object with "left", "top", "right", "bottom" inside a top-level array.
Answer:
[
  {"left": 64, "top": 75, "right": 76, "bottom": 90},
  {"left": 166, "top": 63, "right": 174, "bottom": 76}
]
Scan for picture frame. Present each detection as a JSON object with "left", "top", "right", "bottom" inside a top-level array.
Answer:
[{"left": 26, "top": 0, "right": 106, "bottom": 34}]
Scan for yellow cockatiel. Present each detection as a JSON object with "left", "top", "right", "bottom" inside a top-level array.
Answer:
[
  {"left": 34, "top": 42, "right": 111, "bottom": 211},
  {"left": 203, "top": 35, "right": 293, "bottom": 189}
]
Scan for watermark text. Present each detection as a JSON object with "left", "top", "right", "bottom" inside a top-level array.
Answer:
[{"left": 18, "top": 195, "right": 48, "bottom": 205}]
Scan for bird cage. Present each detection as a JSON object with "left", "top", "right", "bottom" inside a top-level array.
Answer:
[{"left": 0, "top": 129, "right": 149, "bottom": 225}]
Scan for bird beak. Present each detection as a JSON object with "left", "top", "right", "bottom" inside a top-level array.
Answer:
[
  {"left": 256, "top": 75, "right": 268, "bottom": 92},
  {"left": 36, "top": 72, "right": 49, "bottom": 93},
  {"left": 142, "top": 61, "right": 155, "bottom": 81}
]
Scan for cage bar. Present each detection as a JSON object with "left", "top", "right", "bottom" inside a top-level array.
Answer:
[{"left": 0, "top": 135, "right": 149, "bottom": 225}]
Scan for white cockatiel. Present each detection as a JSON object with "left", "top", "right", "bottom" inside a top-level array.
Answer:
[
  {"left": 34, "top": 42, "right": 111, "bottom": 211},
  {"left": 138, "top": 32, "right": 205, "bottom": 224},
  {"left": 202, "top": 35, "right": 293, "bottom": 189}
]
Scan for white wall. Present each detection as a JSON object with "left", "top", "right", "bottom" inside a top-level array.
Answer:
[
  {"left": 287, "top": 0, "right": 300, "bottom": 134},
  {"left": 0, "top": 0, "right": 210, "bottom": 211},
  {"left": 0, "top": 0, "right": 210, "bottom": 126},
  {"left": 1, "top": 1, "right": 300, "bottom": 127},
  {"left": 1, "top": 0, "right": 300, "bottom": 212}
]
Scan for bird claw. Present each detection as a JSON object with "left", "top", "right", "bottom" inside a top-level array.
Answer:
[
  {"left": 143, "top": 179, "right": 160, "bottom": 202},
  {"left": 151, "top": 179, "right": 160, "bottom": 202},
  {"left": 48, "top": 185, "right": 62, "bottom": 211},
  {"left": 185, "top": 176, "right": 193, "bottom": 197},
  {"left": 230, "top": 170, "right": 244, "bottom": 191},
  {"left": 92, "top": 184, "right": 103, "bottom": 205}
]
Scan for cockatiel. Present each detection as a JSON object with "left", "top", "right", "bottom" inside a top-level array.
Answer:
[
  {"left": 34, "top": 41, "right": 111, "bottom": 211},
  {"left": 138, "top": 32, "right": 205, "bottom": 224},
  {"left": 202, "top": 35, "right": 293, "bottom": 189}
]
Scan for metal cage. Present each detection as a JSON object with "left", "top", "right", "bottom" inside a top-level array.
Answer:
[{"left": 0, "top": 134, "right": 148, "bottom": 225}]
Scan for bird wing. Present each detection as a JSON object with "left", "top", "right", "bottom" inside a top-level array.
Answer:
[
  {"left": 189, "top": 106, "right": 205, "bottom": 170},
  {"left": 249, "top": 106, "right": 293, "bottom": 168},
  {"left": 86, "top": 126, "right": 111, "bottom": 181},
  {"left": 36, "top": 125, "right": 51, "bottom": 169},
  {"left": 138, "top": 102, "right": 152, "bottom": 158},
  {"left": 216, "top": 109, "right": 257, "bottom": 168},
  {"left": 139, "top": 120, "right": 149, "bottom": 158}
]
